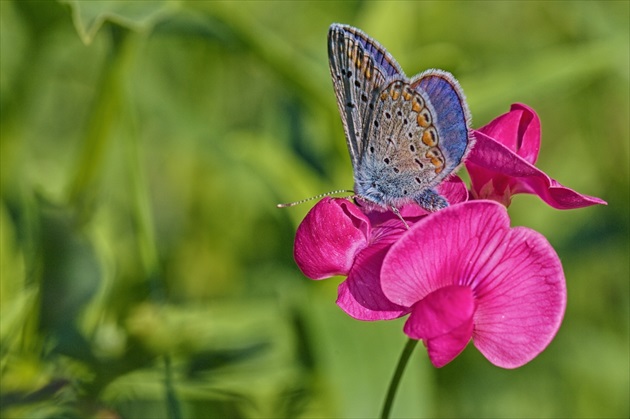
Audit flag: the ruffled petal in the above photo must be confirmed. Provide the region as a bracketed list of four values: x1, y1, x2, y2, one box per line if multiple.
[477, 103, 540, 164]
[404, 286, 475, 367]
[472, 226, 566, 368]
[425, 320, 474, 368]
[436, 176, 470, 207]
[381, 200, 567, 368]
[467, 130, 606, 209]
[337, 214, 412, 320]
[341, 177, 471, 318]
[381, 201, 510, 307]
[294, 198, 370, 279]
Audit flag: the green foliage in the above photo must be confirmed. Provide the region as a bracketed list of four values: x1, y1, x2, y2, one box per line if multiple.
[1, 1, 627, 417]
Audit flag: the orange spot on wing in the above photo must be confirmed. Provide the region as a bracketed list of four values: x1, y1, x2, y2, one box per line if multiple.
[422, 128, 438, 147]
[391, 86, 400, 100]
[412, 98, 422, 113]
[402, 86, 412, 101]
[425, 149, 444, 169]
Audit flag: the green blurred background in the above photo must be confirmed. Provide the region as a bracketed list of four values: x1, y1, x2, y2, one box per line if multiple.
[1, 1, 628, 418]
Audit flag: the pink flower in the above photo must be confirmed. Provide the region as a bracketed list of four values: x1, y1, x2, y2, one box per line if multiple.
[294, 178, 469, 320]
[466, 103, 606, 208]
[381, 200, 566, 368]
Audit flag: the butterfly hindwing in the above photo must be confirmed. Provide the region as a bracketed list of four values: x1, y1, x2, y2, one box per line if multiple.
[355, 71, 471, 210]
[412, 70, 472, 176]
[356, 78, 443, 206]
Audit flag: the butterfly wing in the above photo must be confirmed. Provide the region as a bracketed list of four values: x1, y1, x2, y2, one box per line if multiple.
[327, 24, 404, 168]
[355, 70, 471, 210]
[411, 69, 472, 178]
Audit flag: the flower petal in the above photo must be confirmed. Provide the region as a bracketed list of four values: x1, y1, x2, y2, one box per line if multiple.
[332, 178, 469, 301]
[477, 103, 541, 164]
[467, 130, 607, 209]
[472, 226, 566, 368]
[381, 201, 510, 308]
[404, 285, 475, 367]
[437, 176, 470, 206]
[381, 200, 567, 368]
[337, 215, 412, 320]
[294, 198, 370, 279]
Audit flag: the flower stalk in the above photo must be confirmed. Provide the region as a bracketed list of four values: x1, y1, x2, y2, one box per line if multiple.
[380, 338, 419, 419]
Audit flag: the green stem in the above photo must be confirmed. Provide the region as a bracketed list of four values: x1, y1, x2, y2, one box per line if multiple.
[380, 338, 419, 419]
[66, 26, 131, 222]
[164, 356, 182, 419]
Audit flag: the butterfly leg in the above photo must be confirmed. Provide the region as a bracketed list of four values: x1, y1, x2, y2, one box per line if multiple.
[390, 206, 410, 230]
[415, 189, 449, 212]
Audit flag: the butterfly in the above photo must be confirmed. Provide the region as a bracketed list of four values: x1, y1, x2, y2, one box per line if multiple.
[327, 23, 473, 214]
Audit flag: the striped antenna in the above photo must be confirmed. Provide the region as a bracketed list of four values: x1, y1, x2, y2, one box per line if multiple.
[277, 190, 355, 208]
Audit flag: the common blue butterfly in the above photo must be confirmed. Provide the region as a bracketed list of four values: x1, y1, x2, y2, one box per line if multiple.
[328, 23, 473, 213]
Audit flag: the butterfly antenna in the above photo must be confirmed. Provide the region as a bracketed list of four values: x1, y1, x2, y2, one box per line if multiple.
[277, 190, 355, 208]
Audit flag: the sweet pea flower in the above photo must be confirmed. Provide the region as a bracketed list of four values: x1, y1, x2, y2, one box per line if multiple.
[294, 178, 468, 320]
[381, 200, 566, 368]
[466, 103, 606, 208]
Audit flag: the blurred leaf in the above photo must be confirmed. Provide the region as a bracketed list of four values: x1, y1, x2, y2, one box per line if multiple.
[0, 1, 28, 112]
[0, 378, 70, 408]
[196, 1, 332, 110]
[464, 34, 625, 117]
[37, 197, 101, 363]
[185, 343, 270, 379]
[60, 0, 182, 44]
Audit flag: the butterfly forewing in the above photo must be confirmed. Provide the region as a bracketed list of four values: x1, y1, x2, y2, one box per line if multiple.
[327, 24, 403, 167]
